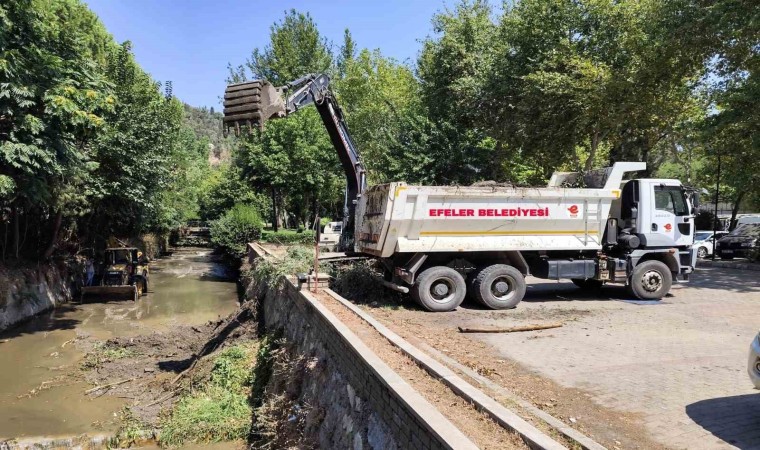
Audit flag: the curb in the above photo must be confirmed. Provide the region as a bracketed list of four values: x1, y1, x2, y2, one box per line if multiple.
[697, 259, 760, 272]
[323, 288, 570, 450]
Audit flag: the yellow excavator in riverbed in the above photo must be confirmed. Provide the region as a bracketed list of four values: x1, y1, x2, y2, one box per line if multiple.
[80, 248, 150, 302]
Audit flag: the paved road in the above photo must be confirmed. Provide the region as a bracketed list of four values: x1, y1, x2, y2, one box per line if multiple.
[472, 267, 760, 450]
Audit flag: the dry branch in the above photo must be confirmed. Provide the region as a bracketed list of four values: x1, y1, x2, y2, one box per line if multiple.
[84, 377, 135, 394]
[458, 322, 563, 333]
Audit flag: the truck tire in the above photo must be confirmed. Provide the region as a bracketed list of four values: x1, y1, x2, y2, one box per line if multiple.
[697, 246, 708, 258]
[571, 278, 603, 290]
[627, 260, 672, 300]
[471, 264, 526, 310]
[412, 266, 466, 312]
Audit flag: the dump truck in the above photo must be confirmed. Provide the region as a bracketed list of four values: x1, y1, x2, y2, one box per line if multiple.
[223, 73, 698, 312]
[81, 247, 150, 302]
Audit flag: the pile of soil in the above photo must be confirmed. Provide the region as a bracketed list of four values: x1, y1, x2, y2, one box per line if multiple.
[77, 300, 259, 425]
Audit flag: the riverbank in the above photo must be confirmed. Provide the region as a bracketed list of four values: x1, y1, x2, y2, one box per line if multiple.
[0, 248, 240, 443]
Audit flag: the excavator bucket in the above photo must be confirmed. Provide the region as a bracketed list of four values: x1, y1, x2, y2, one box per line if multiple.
[223, 80, 286, 135]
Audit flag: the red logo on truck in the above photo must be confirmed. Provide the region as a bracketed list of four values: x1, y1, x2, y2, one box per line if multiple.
[665, 223, 672, 231]
[567, 205, 579, 217]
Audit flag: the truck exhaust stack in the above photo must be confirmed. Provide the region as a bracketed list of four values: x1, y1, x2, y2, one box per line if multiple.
[223, 80, 286, 135]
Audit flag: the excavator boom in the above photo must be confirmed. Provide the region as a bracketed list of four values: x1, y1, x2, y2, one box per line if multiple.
[223, 74, 365, 249]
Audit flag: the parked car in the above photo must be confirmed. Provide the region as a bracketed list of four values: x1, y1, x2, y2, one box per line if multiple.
[750, 331, 760, 389]
[716, 223, 760, 259]
[692, 230, 729, 258]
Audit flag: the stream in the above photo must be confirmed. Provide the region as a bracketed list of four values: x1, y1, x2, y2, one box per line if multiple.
[0, 248, 240, 441]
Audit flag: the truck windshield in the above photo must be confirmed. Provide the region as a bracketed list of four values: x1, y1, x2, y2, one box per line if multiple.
[654, 186, 689, 216]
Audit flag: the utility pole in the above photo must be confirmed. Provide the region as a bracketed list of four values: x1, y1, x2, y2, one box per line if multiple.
[711, 153, 721, 261]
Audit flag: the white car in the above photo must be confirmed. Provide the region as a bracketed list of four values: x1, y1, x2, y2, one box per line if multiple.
[750, 332, 760, 389]
[692, 230, 729, 258]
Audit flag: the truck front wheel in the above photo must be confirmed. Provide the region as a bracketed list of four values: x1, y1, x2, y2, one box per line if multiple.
[412, 266, 466, 312]
[627, 260, 672, 300]
[471, 264, 526, 309]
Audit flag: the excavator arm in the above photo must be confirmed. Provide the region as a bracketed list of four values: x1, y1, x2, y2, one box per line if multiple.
[223, 73, 366, 249]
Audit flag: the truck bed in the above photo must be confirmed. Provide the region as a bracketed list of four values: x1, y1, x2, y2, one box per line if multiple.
[355, 183, 620, 257]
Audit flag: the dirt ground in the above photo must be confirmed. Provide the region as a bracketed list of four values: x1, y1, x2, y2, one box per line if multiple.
[76, 301, 258, 427]
[330, 280, 668, 450]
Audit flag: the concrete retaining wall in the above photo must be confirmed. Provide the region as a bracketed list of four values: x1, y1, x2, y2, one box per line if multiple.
[0, 263, 72, 332]
[262, 280, 476, 450]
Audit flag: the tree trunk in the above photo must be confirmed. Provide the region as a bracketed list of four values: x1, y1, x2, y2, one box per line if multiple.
[270, 186, 278, 232]
[729, 191, 746, 231]
[584, 131, 599, 172]
[13, 203, 19, 259]
[42, 209, 62, 260]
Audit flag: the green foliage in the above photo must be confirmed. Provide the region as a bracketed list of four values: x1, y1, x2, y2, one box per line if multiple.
[695, 210, 720, 231]
[260, 229, 315, 245]
[0, 0, 215, 260]
[248, 245, 326, 287]
[209, 204, 264, 256]
[81, 342, 138, 370]
[229, 9, 332, 85]
[160, 343, 256, 446]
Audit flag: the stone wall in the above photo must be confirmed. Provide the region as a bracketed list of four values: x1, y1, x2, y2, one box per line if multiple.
[262, 279, 468, 450]
[0, 263, 72, 332]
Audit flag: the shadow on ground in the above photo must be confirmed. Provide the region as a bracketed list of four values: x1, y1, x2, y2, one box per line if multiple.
[686, 393, 760, 449]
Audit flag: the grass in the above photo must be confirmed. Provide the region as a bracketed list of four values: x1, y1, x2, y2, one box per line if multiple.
[159, 343, 258, 447]
[81, 343, 138, 370]
[108, 407, 148, 449]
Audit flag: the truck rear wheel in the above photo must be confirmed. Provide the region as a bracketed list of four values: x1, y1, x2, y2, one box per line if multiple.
[412, 266, 466, 312]
[471, 264, 526, 310]
[627, 260, 672, 300]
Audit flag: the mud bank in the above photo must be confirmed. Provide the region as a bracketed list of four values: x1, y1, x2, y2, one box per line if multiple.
[0, 262, 73, 332]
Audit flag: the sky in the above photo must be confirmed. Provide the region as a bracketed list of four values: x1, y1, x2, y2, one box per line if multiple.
[84, 0, 449, 110]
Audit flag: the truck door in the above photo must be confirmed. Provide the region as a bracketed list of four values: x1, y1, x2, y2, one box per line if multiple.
[651, 185, 693, 246]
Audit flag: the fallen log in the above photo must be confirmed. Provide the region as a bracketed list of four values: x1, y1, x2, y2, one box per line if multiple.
[458, 322, 563, 333]
[84, 377, 135, 394]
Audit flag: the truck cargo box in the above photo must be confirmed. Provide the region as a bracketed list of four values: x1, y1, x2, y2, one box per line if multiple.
[356, 183, 620, 257]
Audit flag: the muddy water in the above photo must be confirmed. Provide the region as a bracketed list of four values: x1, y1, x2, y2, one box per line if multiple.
[0, 248, 240, 440]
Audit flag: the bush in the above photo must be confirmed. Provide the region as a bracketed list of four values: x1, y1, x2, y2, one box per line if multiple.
[209, 204, 263, 256]
[695, 210, 720, 231]
[260, 229, 315, 245]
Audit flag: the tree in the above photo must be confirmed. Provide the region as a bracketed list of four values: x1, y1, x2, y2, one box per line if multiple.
[229, 9, 341, 231]
[230, 9, 332, 85]
[0, 0, 114, 259]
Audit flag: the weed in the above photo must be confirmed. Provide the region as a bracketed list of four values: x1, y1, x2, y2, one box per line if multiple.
[81, 343, 138, 370]
[108, 407, 148, 449]
[331, 260, 404, 307]
[247, 246, 330, 288]
[159, 343, 257, 446]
